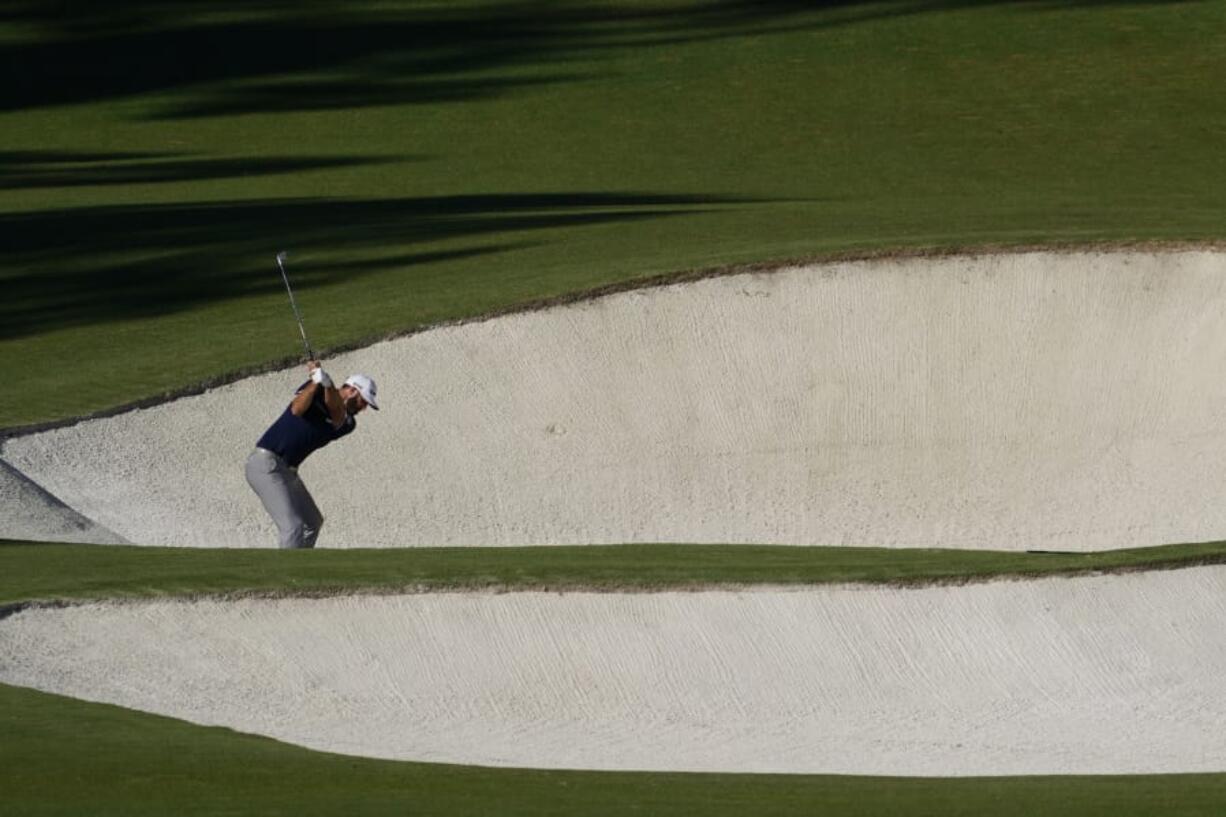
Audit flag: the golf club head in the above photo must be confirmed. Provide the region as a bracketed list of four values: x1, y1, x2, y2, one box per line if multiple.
[276, 251, 288, 266]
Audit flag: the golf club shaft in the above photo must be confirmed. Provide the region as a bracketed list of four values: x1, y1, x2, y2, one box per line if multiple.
[276, 253, 314, 361]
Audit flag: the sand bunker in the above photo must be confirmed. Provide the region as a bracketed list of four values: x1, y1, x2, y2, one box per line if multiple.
[4, 249, 1226, 549]
[5, 249, 1226, 777]
[3, 565, 1224, 775]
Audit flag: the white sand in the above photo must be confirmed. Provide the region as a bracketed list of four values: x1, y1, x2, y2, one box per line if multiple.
[3, 566, 1224, 775]
[0, 459, 127, 544]
[4, 249, 1226, 550]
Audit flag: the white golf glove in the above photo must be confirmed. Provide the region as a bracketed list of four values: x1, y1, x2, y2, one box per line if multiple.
[310, 367, 334, 389]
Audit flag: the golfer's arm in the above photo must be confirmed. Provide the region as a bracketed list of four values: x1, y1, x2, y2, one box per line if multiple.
[321, 385, 346, 428]
[289, 383, 318, 417]
[292, 361, 344, 426]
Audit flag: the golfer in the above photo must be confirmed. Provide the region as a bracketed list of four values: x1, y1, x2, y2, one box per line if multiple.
[246, 360, 378, 548]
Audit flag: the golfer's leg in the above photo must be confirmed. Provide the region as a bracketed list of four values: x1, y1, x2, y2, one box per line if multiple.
[245, 450, 310, 549]
[286, 470, 325, 549]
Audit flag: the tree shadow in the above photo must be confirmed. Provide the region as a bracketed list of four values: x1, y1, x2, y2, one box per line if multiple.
[0, 3, 694, 116]
[0, 191, 749, 339]
[0, 150, 406, 189]
[2, 0, 1190, 119]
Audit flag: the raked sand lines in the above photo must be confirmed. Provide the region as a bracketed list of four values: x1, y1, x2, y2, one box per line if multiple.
[3, 566, 1225, 775]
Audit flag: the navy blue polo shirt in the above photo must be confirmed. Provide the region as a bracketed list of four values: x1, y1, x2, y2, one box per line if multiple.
[256, 382, 356, 468]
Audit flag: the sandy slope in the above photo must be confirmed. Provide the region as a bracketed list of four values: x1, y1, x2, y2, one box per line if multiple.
[0, 460, 127, 544]
[4, 249, 1226, 549]
[3, 566, 1224, 775]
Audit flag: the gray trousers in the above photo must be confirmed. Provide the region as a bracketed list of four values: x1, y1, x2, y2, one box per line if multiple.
[245, 448, 324, 549]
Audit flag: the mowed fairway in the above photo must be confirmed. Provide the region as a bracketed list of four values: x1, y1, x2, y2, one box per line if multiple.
[4, 1, 1226, 815]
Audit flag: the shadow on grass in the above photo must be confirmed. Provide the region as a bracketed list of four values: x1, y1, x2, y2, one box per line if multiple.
[0, 150, 407, 189]
[0, 191, 743, 339]
[1, 0, 1188, 118]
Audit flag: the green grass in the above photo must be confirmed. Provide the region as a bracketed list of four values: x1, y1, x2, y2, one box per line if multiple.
[4, 682, 1226, 817]
[5, 539, 1226, 609]
[3, 0, 1226, 429]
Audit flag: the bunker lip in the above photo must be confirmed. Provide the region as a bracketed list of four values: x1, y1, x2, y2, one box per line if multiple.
[3, 565, 1225, 776]
[0, 460, 129, 546]
[5, 246, 1226, 551]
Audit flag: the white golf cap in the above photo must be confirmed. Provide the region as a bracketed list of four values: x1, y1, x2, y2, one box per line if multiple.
[343, 373, 379, 410]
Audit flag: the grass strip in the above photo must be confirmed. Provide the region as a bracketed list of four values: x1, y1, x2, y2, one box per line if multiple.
[3, 682, 1224, 817]
[4, 539, 1226, 608]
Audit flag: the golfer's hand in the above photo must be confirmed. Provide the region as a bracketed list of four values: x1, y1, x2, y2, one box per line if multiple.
[308, 361, 334, 389]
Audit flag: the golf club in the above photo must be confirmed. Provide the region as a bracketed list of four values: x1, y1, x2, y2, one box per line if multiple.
[276, 251, 314, 361]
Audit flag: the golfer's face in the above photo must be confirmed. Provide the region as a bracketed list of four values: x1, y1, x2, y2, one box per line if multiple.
[342, 385, 368, 414]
